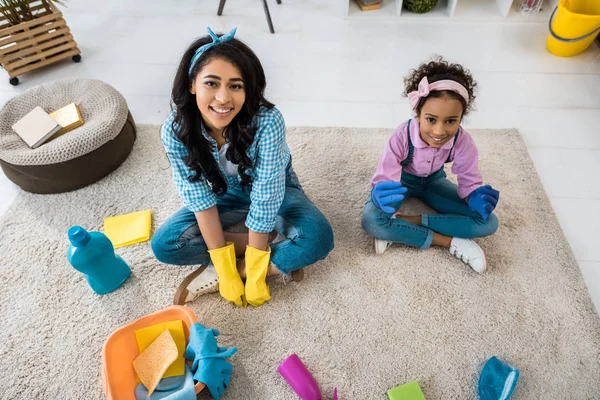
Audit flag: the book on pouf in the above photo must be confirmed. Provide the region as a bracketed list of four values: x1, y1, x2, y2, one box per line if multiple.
[11, 106, 61, 149]
[49, 102, 84, 140]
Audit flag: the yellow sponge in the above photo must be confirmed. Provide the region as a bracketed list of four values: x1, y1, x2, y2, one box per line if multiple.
[132, 329, 178, 396]
[134, 320, 186, 379]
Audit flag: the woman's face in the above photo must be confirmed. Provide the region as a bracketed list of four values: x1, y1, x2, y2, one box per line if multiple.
[417, 96, 463, 148]
[191, 57, 246, 134]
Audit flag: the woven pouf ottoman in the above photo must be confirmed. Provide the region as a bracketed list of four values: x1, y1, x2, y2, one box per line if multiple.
[0, 79, 136, 194]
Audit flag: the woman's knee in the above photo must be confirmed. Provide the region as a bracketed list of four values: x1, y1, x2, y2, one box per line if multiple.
[297, 213, 334, 263]
[151, 226, 176, 264]
[313, 215, 335, 260]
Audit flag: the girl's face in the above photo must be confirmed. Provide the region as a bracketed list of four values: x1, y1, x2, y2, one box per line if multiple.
[191, 57, 246, 135]
[417, 96, 463, 148]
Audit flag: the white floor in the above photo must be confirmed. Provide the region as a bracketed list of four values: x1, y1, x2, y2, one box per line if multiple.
[1, 0, 599, 310]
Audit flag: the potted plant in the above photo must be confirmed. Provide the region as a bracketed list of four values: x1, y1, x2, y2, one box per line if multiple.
[0, 0, 81, 85]
[403, 0, 439, 14]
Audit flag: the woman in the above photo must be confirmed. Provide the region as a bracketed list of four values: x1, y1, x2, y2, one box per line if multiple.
[152, 28, 334, 307]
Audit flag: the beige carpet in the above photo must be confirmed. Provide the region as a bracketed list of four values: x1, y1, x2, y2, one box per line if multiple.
[1, 125, 599, 400]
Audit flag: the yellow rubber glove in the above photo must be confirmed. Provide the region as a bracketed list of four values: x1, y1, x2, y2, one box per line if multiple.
[208, 243, 246, 307]
[245, 245, 272, 307]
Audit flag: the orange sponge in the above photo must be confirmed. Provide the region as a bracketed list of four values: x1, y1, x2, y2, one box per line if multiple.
[132, 329, 178, 396]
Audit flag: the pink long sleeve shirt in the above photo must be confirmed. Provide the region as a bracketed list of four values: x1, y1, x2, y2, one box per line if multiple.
[371, 118, 483, 199]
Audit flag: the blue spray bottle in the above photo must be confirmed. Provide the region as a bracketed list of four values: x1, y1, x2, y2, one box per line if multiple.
[67, 226, 131, 294]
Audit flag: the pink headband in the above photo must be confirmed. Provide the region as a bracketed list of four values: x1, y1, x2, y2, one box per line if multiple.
[407, 76, 469, 110]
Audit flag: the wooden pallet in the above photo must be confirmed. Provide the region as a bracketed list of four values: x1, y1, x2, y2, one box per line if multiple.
[0, 0, 80, 84]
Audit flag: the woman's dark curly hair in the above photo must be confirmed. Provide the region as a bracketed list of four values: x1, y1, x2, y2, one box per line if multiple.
[403, 56, 477, 117]
[171, 34, 274, 196]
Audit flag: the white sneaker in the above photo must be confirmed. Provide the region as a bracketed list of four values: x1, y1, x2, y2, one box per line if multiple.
[374, 237, 392, 255]
[173, 264, 219, 305]
[449, 238, 487, 273]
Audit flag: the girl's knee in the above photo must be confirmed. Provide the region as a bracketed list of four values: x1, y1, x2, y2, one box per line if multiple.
[475, 213, 498, 237]
[361, 206, 391, 239]
[361, 211, 373, 234]
[361, 207, 382, 236]
[486, 213, 499, 235]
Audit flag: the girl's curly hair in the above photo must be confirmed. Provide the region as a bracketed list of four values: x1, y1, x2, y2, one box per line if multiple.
[403, 56, 477, 116]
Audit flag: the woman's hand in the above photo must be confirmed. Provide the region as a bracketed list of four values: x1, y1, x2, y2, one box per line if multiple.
[195, 207, 226, 250]
[244, 245, 272, 307]
[248, 230, 269, 252]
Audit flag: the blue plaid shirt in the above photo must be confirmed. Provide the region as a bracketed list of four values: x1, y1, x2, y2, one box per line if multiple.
[161, 106, 291, 233]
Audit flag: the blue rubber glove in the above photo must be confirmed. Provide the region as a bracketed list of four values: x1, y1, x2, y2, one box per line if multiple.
[467, 185, 500, 221]
[371, 180, 408, 214]
[193, 358, 233, 400]
[184, 323, 237, 372]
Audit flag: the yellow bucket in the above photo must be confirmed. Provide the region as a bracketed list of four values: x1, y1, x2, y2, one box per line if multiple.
[547, 0, 600, 57]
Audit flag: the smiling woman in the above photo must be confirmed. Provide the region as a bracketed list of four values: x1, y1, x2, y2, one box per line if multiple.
[151, 28, 334, 325]
[191, 59, 247, 148]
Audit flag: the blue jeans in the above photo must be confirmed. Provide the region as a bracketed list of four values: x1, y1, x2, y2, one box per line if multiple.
[152, 164, 334, 274]
[361, 169, 498, 249]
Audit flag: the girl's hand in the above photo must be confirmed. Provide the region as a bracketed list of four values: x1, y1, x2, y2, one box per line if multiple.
[371, 181, 408, 214]
[467, 185, 500, 221]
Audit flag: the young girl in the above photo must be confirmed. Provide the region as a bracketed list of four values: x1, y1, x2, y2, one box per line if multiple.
[361, 57, 499, 273]
[152, 28, 334, 307]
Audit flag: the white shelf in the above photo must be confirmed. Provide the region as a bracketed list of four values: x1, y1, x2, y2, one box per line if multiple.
[453, 0, 505, 19]
[399, 0, 452, 18]
[344, 0, 559, 20]
[508, 0, 559, 22]
[347, 0, 399, 19]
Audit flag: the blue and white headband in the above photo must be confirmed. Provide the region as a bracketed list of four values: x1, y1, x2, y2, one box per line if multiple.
[188, 27, 237, 76]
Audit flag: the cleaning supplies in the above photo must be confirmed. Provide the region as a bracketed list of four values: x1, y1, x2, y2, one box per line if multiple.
[478, 356, 519, 400]
[104, 209, 152, 248]
[67, 225, 131, 294]
[278, 354, 322, 400]
[134, 365, 196, 400]
[135, 320, 186, 379]
[387, 381, 425, 400]
[132, 329, 179, 397]
[185, 322, 237, 400]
